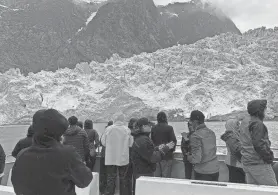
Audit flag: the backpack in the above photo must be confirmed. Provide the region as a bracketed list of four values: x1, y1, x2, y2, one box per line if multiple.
[89, 143, 96, 157]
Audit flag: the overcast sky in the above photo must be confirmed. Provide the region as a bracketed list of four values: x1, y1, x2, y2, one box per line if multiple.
[154, 0, 278, 32]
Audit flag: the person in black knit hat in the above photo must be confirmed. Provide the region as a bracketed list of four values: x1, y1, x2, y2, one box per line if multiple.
[11, 109, 93, 195]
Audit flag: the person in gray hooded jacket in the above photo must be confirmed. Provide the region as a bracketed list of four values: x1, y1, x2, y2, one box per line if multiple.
[240, 99, 277, 186]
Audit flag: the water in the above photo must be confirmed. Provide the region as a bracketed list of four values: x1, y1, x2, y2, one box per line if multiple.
[1, 122, 278, 161]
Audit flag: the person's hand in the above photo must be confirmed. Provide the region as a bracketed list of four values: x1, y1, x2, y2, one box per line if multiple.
[158, 144, 166, 150]
[187, 155, 193, 163]
[166, 141, 175, 150]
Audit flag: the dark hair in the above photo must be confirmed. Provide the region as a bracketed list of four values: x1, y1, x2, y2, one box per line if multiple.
[190, 110, 205, 124]
[84, 119, 93, 129]
[253, 110, 266, 120]
[157, 112, 168, 123]
[27, 125, 34, 137]
[68, 116, 78, 126]
[128, 118, 138, 130]
[247, 100, 267, 120]
[77, 121, 83, 129]
[105, 121, 113, 128]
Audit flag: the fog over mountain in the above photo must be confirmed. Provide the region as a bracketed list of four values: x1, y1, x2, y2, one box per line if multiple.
[155, 0, 278, 32]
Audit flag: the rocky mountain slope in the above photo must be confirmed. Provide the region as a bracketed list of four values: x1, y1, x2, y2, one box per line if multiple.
[74, 0, 176, 62]
[0, 0, 241, 73]
[0, 27, 277, 125]
[159, 1, 241, 44]
[0, 0, 100, 74]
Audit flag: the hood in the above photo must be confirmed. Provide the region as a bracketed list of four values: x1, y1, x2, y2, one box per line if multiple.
[64, 125, 81, 136]
[132, 128, 150, 137]
[221, 131, 234, 142]
[247, 99, 267, 115]
[33, 134, 59, 148]
[33, 109, 69, 141]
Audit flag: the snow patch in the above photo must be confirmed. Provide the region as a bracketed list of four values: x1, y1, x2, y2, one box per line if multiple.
[86, 12, 96, 26]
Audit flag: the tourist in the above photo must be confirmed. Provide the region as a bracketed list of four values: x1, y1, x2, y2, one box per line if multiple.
[101, 113, 133, 195]
[84, 119, 100, 171]
[12, 125, 34, 158]
[77, 121, 84, 129]
[151, 112, 177, 178]
[128, 118, 138, 195]
[11, 109, 92, 195]
[0, 143, 5, 183]
[131, 117, 175, 184]
[221, 118, 245, 183]
[187, 110, 219, 181]
[63, 116, 90, 163]
[99, 120, 113, 194]
[181, 121, 194, 179]
[240, 100, 277, 186]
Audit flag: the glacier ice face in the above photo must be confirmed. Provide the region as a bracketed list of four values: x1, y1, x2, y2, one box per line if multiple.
[0, 27, 277, 125]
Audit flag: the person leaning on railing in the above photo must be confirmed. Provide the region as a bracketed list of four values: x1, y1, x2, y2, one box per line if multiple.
[0, 143, 5, 183]
[240, 99, 277, 186]
[187, 110, 220, 182]
[181, 121, 194, 179]
[221, 118, 245, 183]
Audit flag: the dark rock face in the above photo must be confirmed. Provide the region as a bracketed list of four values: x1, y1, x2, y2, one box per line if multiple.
[0, 0, 241, 73]
[74, 0, 176, 62]
[159, 1, 241, 45]
[0, 0, 99, 74]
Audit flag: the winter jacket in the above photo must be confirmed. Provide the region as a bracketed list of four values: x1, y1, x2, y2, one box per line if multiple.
[12, 137, 33, 158]
[151, 123, 177, 160]
[0, 144, 6, 174]
[63, 126, 90, 162]
[85, 128, 99, 156]
[221, 131, 242, 167]
[190, 124, 219, 174]
[101, 121, 133, 166]
[181, 132, 193, 162]
[240, 115, 274, 165]
[131, 131, 170, 176]
[12, 125, 35, 158]
[85, 129, 100, 148]
[11, 135, 92, 195]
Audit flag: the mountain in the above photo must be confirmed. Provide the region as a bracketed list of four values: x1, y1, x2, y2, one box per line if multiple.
[0, 27, 277, 125]
[0, 0, 100, 74]
[158, 1, 241, 45]
[0, 0, 241, 73]
[74, 0, 176, 62]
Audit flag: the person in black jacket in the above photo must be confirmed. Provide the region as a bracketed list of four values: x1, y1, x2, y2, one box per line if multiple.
[181, 121, 194, 179]
[12, 125, 34, 158]
[131, 117, 175, 190]
[151, 112, 177, 178]
[11, 109, 93, 195]
[84, 119, 100, 171]
[0, 143, 6, 183]
[128, 118, 138, 195]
